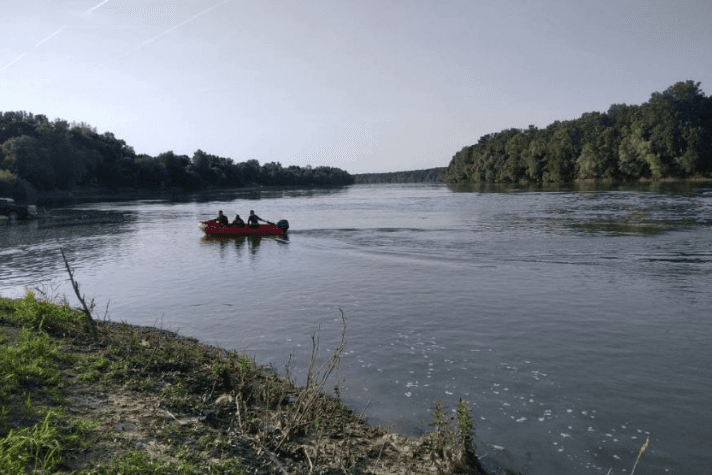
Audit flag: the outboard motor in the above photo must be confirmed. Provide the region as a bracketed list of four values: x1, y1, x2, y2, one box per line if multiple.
[276, 219, 289, 232]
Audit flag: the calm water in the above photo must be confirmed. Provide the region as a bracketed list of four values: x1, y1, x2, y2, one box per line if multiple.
[2, 183, 711, 474]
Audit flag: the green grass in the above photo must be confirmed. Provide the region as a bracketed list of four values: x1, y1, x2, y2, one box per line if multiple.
[0, 292, 90, 474]
[0, 410, 64, 473]
[0, 328, 68, 399]
[9, 290, 84, 332]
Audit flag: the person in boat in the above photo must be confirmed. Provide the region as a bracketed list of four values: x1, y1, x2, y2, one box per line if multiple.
[232, 214, 245, 227]
[216, 210, 229, 226]
[247, 210, 266, 227]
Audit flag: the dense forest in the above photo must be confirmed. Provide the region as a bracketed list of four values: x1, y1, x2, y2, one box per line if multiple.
[354, 167, 446, 184]
[442, 81, 712, 185]
[0, 113, 354, 201]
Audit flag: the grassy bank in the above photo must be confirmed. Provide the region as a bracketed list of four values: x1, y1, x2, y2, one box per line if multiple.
[0, 291, 516, 475]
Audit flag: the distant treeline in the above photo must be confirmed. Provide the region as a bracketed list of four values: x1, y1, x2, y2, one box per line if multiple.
[354, 167, 446, 184]
[0, 112, 354, 201]
[442, 81, 712, 185]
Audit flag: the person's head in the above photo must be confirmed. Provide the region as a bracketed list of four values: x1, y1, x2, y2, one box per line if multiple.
[235, 214, 240, 219]
[249, 210, 255, 215]
[219, 210, 224, 216]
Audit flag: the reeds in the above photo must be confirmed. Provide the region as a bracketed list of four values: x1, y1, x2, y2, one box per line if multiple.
[274, 309, 347, 451]
[605, 435, 650, 475]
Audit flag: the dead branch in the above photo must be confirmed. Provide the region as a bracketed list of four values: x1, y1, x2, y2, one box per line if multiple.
[60, 248, 98, 338]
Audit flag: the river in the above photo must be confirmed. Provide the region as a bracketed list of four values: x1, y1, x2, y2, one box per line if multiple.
[1, 183, 711, 474]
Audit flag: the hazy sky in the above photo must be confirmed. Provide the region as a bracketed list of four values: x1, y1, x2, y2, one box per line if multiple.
[2, 1, 711, 173]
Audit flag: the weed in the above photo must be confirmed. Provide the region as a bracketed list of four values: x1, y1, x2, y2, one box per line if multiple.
[210, 360, 232, 387]
[79, 355, 111, 382]
[0, 411, 63, 474]
[425, 398, 483, 474]
[23, 392, 34, 416]
[11, 290, 82, 332]
[238, 354, 252, 377]
[272, 310, 347, 450]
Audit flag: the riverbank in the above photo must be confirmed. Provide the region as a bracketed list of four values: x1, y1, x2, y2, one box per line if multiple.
[0, 292, 519, 475]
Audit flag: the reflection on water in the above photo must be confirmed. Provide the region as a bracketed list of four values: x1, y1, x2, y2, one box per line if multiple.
[197, 234, 291, 262]
[573, 217, 699, 235]
[446, 180, 712, 195]
[164, 186, 352, 204]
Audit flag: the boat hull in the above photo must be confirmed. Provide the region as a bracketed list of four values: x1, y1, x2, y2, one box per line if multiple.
[199, 220, 287, 237]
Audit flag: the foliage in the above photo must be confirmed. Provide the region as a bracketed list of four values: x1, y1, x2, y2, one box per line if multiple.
[0, 111, 354, 200]
[442, 80, 712, 184]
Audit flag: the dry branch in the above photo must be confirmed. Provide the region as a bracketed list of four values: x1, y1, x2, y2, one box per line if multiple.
[60, 247, 98, 338]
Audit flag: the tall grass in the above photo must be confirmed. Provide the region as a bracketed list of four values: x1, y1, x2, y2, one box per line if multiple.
[10, 289, 82, 332]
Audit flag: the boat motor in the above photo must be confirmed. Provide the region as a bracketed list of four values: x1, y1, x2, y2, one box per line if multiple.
[277, 219, 289, 232]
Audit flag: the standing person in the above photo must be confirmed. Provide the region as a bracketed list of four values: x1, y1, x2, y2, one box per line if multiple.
[217, 210, 228, 226]
[247, 210, 265, 227]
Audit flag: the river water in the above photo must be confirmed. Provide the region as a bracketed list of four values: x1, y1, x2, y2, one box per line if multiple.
[1, 183, 711, 474]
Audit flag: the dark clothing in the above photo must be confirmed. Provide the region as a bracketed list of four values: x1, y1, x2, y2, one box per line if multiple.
[217, 213, 228, 226]
[247, 213, 263, 226]
[232, 217, 245, 227]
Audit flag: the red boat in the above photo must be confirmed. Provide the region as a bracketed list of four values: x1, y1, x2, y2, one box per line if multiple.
[199, 219, 289, 237]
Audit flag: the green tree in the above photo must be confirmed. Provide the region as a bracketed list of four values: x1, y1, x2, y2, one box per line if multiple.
[1, 135, 56, 190]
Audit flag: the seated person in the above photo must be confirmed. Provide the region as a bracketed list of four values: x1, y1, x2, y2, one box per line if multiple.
[232, 214, 245, 226]
[247, 210, 265, 227]
[216, 210, 228, 226]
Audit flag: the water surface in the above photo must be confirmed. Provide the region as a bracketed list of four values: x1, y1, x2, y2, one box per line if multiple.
[1, 183, 711, 474]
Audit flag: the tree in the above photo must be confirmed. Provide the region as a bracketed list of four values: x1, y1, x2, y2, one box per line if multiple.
[2, 135, 58, 190]
[442, 81, 712, 184]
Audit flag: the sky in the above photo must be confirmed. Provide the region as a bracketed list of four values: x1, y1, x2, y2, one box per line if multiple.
[1, 1, 711, 174]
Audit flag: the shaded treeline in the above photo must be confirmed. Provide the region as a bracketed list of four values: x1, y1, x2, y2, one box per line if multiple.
[442, 81, 712, 185]
[353, 167, 446, 184]
[0, 113, 353, 201]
